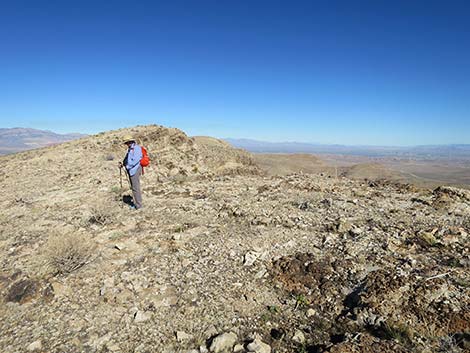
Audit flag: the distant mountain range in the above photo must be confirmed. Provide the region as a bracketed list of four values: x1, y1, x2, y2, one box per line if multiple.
[2, 128, 468, 160]
[224, 138, 470, 159]
[0, 128, 86, 155]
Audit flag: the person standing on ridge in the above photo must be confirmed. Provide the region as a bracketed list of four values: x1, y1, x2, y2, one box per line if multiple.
[119, 136, 143, 209]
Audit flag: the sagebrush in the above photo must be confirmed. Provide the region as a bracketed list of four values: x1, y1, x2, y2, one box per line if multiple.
[44, 233, 95, 275]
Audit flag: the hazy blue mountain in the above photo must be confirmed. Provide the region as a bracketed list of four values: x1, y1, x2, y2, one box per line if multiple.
[224, 138, 470, 159]
[0, 127, 87, 155]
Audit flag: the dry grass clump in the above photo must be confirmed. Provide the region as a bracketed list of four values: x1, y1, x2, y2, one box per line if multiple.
[86, 206, 114, 226]
[44, 233, 95, 275]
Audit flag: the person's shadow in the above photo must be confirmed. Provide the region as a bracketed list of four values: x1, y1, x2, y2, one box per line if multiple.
[122, 195, 134, 207]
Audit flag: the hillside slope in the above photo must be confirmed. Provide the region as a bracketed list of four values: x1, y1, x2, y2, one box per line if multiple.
[252, 153, 326, 176]
[0, 125, 469, 353]
[0, 125, 260, 209]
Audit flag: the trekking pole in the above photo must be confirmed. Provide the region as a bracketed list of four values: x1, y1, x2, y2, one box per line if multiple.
[119, 165, 124, 208]
[125, 169, 132, 189]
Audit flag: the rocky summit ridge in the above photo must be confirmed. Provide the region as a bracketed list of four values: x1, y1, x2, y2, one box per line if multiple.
[0, 125, 469, 353]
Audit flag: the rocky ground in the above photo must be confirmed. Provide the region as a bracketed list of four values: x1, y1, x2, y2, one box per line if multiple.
[0, 125, 469, 353]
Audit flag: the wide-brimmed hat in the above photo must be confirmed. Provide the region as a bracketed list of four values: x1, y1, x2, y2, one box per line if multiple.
[122, 135, 135, 144]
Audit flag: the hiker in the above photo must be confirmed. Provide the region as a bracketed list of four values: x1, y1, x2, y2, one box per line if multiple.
[119, 136, 143, 209]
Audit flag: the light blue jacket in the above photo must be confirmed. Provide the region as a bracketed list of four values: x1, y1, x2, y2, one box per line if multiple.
[123, 142, 143, 176]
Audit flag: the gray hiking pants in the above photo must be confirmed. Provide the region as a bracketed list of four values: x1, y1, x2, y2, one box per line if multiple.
[129, 167, 143, 209]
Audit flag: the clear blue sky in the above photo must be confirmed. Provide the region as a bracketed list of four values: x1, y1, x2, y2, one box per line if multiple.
[1, 0, 469, 145]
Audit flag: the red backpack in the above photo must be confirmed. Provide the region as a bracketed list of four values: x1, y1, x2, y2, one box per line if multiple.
[140, 146, 150, 173]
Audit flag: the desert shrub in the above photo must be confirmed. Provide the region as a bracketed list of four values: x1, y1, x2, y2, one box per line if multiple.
[171, 222, 197, 233]
[110, 186, 121, 194]
[87, 206, 114, 226]
[171, 172, 188, 184]
[44, 233, 95, 275]
[371, 321, 414, 347]
[437, 335, 461, 352]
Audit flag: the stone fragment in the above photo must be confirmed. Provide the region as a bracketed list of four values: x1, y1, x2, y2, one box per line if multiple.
[134, 310, 151, 323]
[350, 227, 363, 236]
[27, 340, 42, 351]
[306, 308, 316, 317]
[442, 233, 459, 245]
[50, 280, 71, 297]
[292, 330, 306, 344]
[210, 332, 237, 353]
[176, 331, 192, 342]
[106, 342, 121, 352]
[337, 219, 352, 233]
[204, 325, 218, 339]
[233, 344, 244, 352]
[100, 277, 115, 296]
[243, 251, 260, 266]
[255, 268, 267, 279]
[114, 243, 125, 251]
[246, 336, 271, 353]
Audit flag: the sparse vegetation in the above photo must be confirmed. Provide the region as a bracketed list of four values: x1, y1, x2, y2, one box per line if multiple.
[1, 125, 469, 352]
[86, 206, 114, 226]
[294, 294, 309, 309]
[418, 231, 438, 247]
[369, 321, 414, 347]
[173, 225, 186, 233]
[260, 305, 281, 322]
[43, 233, 95, 275]
[267, 305, 279, 314]
[437, 335, 461, 352]
[108, 231, 126, 241]
[171, 222, 196, 233]
[110, 185, 121, 194]
[172, 173, 188, 184]
[455, 278, 470, 288]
